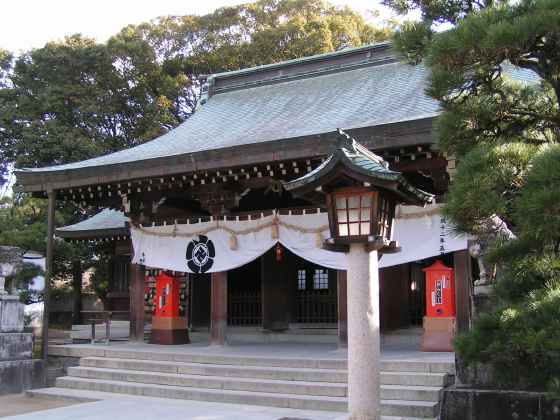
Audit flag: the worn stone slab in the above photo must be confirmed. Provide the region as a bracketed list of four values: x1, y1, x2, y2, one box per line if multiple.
[0, 332, 33, 361]
[0, 297, 24, 333]
[54, 376, 440, 416]
[0, 359, 33, 395]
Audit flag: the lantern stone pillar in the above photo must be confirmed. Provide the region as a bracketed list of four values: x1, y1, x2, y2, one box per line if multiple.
[337, 270, 348, 348]
[283, 129, 434, 420]
[347, 245, 381, 420]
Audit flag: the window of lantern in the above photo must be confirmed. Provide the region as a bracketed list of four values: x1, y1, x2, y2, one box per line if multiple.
[376, 194, 395, 240]
[333, 188, 376, 238]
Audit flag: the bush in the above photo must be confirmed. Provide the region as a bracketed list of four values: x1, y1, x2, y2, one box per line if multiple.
[455, 255, 560, 392]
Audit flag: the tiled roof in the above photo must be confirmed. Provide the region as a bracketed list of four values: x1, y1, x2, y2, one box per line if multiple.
[16, 43, 538, 177]
[56, 209, 128, 237]
[17, 45, 440, 174]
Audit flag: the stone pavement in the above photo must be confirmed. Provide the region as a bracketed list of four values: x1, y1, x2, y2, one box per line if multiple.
[0, 394, 78, 418]
[2, 389, 348, 420]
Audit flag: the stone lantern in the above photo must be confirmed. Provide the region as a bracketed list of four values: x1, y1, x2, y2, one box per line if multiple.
[284, 129, 433, 420]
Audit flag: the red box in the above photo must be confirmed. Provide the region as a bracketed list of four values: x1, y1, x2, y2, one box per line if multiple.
[422, 260, 456, 318]
[154, 273, 181, 318]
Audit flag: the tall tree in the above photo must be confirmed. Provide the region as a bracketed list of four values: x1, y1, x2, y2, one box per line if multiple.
[385, 0, 560, 390]
[0, 0, 391, 316]
[0, 48, 13, 188]
[1, 0, 391, 176]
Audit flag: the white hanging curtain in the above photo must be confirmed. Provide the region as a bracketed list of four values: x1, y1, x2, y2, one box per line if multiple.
[379, 204, 470, 268]
[130, 204, 468, 273]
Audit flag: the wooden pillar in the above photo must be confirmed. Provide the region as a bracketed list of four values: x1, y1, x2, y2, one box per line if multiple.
[71, 260, 83, 325]
[261, 247, 291, 331]
[210, 271, 227, 345]
[129, 263, 145, 341]
[42, 190, 56, 361]
[337, 270, 347, 348]
[454, 250, 472, 333]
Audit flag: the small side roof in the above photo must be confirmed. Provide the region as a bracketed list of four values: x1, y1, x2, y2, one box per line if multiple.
[56, 209, 129, 240]
[284, 129, 434, 206]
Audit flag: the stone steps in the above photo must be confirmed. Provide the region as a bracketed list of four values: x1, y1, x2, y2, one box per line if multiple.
[45, 347, 454, 418]
[79, 357, 453, 387]
[49, 345, 453, 373]
[67, 366, 443, 401]
[28, 387, 437, 420]
[55, 376, 440, 418]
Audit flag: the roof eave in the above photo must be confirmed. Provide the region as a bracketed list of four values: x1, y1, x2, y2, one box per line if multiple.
[55, 227, 129, 240]
[15, 118, 437, 193]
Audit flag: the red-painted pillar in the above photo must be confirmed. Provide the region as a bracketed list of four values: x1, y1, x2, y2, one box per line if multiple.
[337, 270, 348, 348]
[210, 271, 228, 345]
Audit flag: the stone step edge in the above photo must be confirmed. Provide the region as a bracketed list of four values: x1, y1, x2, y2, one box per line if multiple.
[50, 346, 454, 373]
[28, 387, 436, 420]
[69, 366, 348, 388]
[80, 356, 451, 378]
[56, 376, 440, 412]
[67, 366, 444, 398]
[50, 346, 348, 369]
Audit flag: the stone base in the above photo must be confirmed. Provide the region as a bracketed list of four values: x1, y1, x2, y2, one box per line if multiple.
[473, 292, 493, 317]
[151, 317, 187, 330]
[150, 329, 190, 345]
[441, 386, 560, 420]
[0, 332, 32, 361]
[422, 317, 455, 352]
[0, 359, 44, 395]
[0, 296, 24, 333]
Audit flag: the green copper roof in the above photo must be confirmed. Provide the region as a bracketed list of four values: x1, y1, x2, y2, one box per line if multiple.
[16, 44, 440, 175]
[284, 129, 434, 205]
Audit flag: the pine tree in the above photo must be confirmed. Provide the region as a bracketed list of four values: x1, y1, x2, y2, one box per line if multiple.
[385, 0, 560, 391]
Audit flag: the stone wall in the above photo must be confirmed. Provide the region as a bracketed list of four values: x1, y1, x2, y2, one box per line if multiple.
[442, 387, 560, 420]
[0, 295, 45, 395]
[46, 355, 80, 386]
[0, 359, 44, 394]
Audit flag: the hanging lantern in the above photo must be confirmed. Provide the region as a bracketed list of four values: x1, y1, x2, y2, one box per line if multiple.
[284, 129, 432, 253]
[327, 187, 395, 244]
[282, 129, 434, 420]
[229, 233, 238, 250]
[275, 243, 283, 262]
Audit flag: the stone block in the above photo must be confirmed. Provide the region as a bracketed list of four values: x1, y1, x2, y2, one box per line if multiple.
[0, 332, 32, 361]
[0, 359, 33, 395]
[423, 316, 456, 332]
[0, 297, 24, 333]
[441, 387, 560, 420]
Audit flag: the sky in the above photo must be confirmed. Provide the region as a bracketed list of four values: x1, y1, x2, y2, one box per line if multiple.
[1, 0, 396, 53]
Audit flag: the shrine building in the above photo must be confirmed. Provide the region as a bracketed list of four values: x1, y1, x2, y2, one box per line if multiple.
[15, 42, 473, 348]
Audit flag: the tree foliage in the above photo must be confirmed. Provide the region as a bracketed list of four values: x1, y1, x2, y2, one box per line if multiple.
[0, 195, 92, 283]
[0, 0, 391, 300]
[386, 0, 560, 391]
[1, 0, 390, 176]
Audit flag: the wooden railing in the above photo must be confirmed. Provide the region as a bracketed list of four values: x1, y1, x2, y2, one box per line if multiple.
[228, 291, 262, 326]
[296, 289, 337, 323]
